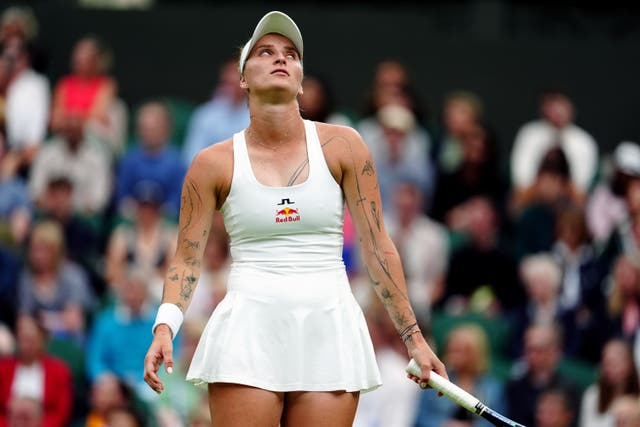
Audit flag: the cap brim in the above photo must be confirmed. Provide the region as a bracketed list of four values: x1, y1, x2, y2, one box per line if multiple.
[240, 11, 303, 74]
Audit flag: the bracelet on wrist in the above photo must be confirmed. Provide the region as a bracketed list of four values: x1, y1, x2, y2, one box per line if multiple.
[152, 303, 184, 339]
[401, 328, 422, 342]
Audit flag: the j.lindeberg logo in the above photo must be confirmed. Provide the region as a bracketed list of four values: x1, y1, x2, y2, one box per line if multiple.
[275, 198, 300, 223]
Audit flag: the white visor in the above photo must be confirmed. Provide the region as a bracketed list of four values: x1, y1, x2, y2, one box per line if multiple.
[239, 11, 303, 75]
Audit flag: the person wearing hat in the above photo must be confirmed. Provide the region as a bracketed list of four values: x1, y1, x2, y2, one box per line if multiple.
[587, 141, 640, 246]
[143, 11, 446, 426]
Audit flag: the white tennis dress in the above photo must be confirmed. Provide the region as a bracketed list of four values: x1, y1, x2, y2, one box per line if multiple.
[186, 120, 382, 393]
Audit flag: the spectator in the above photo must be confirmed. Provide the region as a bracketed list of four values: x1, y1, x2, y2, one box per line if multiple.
[299, 74, 351, 126]
[414, 324, 505, 427]
[509, 253, 564, 358]
[105, 180, 177, 299]
[50, 35, 116, 135]
[384, 179, 448, 324]
[116, 101, 186, 219]
[85, 373, 134, 427]
[431, 122, 507, 226]
[506, 324, 580, 427]
[35, 176, 101, 290]
[587, 142, 640, 246]
[357, 103, 434, 211]
[29, 112, 112, 215]
[0, 245, 19, 328]
[536, 388, 577, 427]
[580, 339, 640, 427]
[2, 35, 49, 179]
[512, 147, 584, 258]
[443, 196, 524, 314]
[610, 396, 640, 427]
[0, 6, 47, 73]
[0, 316, 73, 427]
[18, 221, 94, 341]
[606, 255, 640, 342]
[104, 405, 145, 427]
[181, 58, 249, 165]
[436, 90, 485, 174]
[511, 88, 598, 196]
[86, 267, 157, 397]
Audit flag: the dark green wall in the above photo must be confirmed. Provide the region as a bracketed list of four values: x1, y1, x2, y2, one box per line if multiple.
[32, 2, 640, 155]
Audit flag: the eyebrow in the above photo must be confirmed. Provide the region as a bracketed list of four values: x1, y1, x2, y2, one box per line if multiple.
[254, 43, 299, 55]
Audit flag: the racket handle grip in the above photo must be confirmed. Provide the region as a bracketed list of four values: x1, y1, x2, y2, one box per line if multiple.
[406, 358, 482, 414]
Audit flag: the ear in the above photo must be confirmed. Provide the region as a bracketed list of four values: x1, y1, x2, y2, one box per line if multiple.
[298, 84, 304, 96]
[239, 76, 249, 90]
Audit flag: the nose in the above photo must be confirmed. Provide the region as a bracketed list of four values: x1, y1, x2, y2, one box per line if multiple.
[274, 51, 287, 65]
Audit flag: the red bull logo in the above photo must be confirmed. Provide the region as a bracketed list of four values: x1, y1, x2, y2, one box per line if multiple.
[275, 206, 301, 223]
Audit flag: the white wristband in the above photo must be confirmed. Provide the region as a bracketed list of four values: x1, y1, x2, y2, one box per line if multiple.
[152, 303, 184, 339]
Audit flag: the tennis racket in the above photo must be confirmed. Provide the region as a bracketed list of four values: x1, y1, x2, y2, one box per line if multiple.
[406, 359, 526, 427]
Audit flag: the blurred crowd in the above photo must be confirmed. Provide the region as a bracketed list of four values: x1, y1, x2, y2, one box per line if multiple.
[0, 5, 639, 427]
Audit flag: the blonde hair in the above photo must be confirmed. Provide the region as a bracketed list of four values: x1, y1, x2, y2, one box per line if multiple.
[30, 221, 66, 268]
[520, 253, 562, 290]
[444, 90, 484, 120]
[445, 323, 490, 376]
[1, 6, 38, 40]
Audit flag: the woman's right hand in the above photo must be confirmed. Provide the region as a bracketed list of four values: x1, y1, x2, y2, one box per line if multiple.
[143, 324, 174, 394]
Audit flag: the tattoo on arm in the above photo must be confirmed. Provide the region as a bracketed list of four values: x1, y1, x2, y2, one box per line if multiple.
[184, 257, 202, 267]
[361, 160, 375, 176]
[381, 288, 393, 300]
[179, 272, 197, 300]
[174, 302, 184, 311]
[287, 137, 340, 186]
[179, 178, 203, 234]
[184, 239, 200, 249]
[370, 201, 381, 232]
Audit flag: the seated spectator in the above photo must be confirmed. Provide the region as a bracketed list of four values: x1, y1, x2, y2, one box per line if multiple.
[50, 35, 116, 135]
[358, 103, 434, 211]
[116, 101, 186, 219]
[414, 324, 505, 427]
[105, 181, 177, 299]
[580, 339, 640, 427]
[29, 112, 111, 216]
[299, 74, 351, 126]
[384, 178, 448, 324]
[182, 58, 249, 165]
[431, 121, 507, 226]
[0, 161, 31, 247]
[610, 396, 640, 427]
[606, 255, 640, 342]
[535, 388, 577, 427]
[506, 324, 580, 427]
[0, 315, 72, 427]
[86, 267, 157, 398]
[0, 6, 47, 73]
[18, 221, 94, 341]
[0, 322, 14, 356]
[442, 196, 524, 314]
[512, 147, 584, 258]
[436, 90, 485, 174]
[587, 142, 640, 246]
[185, 212, 229, 323]
[85, 373, 134, 427]
[2, 35, 49, 179]
[509, 254, 564, 358]
[35, 176, 101, 293]
[511, 88, 598, 197]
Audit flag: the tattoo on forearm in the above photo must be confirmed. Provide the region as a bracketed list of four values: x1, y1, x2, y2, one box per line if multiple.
[365, 266, 381, 286]
[184, 257, 201, 267]
[184, 239, 200, 249]
[169, 273, 179, 282]
[179, 272, 197, 300]
[394, 312, 409, 330]
[370, 201, 381, 231]
[174, 302, 184, 311]
[381, 288, 393, 300]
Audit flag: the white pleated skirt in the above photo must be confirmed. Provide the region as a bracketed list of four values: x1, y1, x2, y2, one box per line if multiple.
[186, 265, 382, 393]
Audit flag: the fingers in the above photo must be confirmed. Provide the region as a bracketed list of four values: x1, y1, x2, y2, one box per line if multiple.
[163, 346, 174, 374]
[143, 352, 164, 394]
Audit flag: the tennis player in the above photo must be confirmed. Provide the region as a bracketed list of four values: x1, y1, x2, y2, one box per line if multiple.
[143, 11, 447, 426]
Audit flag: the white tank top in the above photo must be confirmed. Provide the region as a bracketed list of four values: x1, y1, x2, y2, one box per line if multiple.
[221, 120, 345, 273]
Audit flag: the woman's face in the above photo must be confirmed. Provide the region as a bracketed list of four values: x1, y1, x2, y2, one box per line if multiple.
[28, 239, 58, 272]
[241, 33, 303, 99]
[601, 340, 633, 384]
[71, 39, 100, 76]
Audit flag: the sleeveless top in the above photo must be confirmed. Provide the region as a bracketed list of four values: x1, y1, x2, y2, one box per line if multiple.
[59, 74, 108, 117]
[221, 120, 345, 273]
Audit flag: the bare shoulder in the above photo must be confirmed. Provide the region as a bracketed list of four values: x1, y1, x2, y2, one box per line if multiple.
[314, 122, 370, 181]
[187, 138, 233, 206]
